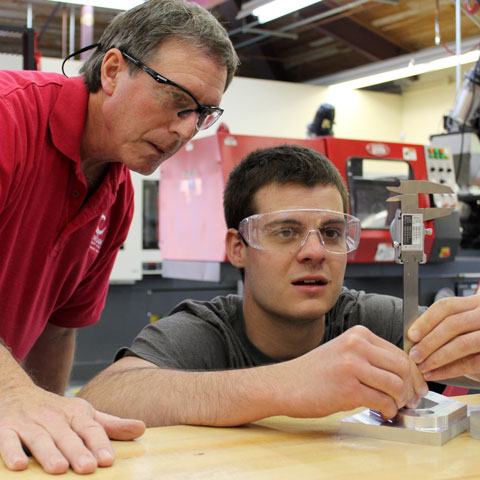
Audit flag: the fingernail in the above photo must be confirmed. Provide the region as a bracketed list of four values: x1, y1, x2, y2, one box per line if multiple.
[419, 384, 429, 396]
[77, 454, 95, 470]
[424, 371, 432, 380]
[406, 396, 419, 409]
[9, 456, 28, 470]
[98, 449, 114, 463]
[409, 348, 421, 363]
[409, 329, 420, 342]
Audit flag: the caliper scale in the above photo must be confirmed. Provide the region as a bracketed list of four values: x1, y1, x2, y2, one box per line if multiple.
[387, 180, 454, 353]
[341, 180, 468, 445]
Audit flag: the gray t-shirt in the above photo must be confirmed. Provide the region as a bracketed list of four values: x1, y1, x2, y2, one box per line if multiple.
[116, 288, 424, 370]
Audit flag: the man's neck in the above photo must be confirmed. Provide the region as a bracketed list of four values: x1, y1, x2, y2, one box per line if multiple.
[80, 91, 111, 197]
[242, 295, 325, 361]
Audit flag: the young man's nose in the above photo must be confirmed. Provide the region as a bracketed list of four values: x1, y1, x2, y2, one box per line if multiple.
[297, 230, 327, 260]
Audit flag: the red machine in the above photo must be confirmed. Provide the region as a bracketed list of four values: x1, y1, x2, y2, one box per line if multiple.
[159, 127, 460, 265]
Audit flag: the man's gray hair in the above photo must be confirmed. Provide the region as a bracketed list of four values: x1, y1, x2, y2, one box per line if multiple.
[80, 0, 239, 93]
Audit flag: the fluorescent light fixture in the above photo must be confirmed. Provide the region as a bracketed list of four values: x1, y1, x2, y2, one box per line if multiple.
[331, 50, 480, 90]
[252, 0, 322, 24]
[47, 0, 145, 10]
[308, 36, 480, 90]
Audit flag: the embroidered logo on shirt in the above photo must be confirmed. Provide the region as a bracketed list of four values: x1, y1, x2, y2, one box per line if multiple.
[90, 214, 107, 254]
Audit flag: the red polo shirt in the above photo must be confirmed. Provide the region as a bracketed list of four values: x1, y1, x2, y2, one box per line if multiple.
[0, 70, 134, 361]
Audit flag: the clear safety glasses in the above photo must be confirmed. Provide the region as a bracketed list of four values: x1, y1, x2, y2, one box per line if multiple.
[238, 209, 361, 255]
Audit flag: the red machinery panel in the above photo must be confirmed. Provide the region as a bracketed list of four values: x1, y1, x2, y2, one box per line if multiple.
[321, 137, 433, 263]
[159, 128, 436, 264]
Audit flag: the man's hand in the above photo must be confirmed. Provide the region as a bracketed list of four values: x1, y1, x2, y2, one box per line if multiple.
[0, 383, 145, 475]
[408, 295, 480, 382]
[278, 325, 428, 420]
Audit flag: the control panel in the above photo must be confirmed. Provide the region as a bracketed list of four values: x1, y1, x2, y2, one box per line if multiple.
[425, 146, 458, 208]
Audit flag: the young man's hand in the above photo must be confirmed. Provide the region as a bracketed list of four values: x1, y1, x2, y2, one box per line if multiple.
[408, 295, 480, 383]
[276, 325, 428, 419]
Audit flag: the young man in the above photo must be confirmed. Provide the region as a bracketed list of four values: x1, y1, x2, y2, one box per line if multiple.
[0, 0, 238, 474]
[79, 144, 480, 428]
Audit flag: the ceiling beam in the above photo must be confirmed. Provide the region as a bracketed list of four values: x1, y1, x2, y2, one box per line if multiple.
[216, 0, 289, 80]
[313, 3, 408, 61]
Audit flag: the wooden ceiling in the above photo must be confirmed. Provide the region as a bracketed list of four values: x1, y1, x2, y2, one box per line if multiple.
[1, 0, 479, 91]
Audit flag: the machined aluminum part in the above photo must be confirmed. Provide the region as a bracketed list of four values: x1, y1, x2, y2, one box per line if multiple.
[340, 391, 468, 446]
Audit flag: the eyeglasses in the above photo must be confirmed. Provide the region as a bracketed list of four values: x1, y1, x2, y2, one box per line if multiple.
[238, 209, 361, 255]
[120, 50, 224, 131]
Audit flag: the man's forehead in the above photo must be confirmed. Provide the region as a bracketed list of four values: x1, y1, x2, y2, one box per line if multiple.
[253, 182, 343, 213]
[147, 38, 227, 102]
[150, 37, 222, 71]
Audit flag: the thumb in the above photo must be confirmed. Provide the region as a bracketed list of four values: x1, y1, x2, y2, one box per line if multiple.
[94, 410, 146, 440]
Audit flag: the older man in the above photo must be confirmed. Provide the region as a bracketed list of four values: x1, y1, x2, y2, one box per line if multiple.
[0, 0, 238, 474]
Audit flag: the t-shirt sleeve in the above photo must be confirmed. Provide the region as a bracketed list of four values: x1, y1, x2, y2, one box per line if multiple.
[115, 312, 231, 370]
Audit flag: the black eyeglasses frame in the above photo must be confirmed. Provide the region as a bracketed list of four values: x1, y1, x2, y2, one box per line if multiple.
[120, 50, 224, 130]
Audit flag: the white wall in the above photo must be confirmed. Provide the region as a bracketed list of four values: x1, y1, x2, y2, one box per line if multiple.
[216, 76, 403, 142]
[400, 72, 462, 145]
[0, 53, 82, 75]
[1, 52, 462, 146]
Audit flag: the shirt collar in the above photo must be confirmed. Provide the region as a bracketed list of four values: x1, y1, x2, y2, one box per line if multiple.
[49, 76, 88, 165]
[49, 76, 128, 186]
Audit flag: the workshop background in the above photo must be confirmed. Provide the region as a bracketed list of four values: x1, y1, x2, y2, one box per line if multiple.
[1, 0, 480, 385]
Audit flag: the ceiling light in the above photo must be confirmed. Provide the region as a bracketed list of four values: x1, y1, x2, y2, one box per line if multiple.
[47, 0, 145, 10]
[332, 50, 480, 90]
[237, 0, 322, 24]
[309, 36, 480, 90]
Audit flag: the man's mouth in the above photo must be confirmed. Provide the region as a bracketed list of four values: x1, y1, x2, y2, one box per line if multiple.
[292, 278, 328, 286]
[149, 142, 166, 155]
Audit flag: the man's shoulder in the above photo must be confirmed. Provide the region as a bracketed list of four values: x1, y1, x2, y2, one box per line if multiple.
[169, 294, 243, 325]
[328, 287, 404, 344]
[336, 287, 402, 308]
[0, 70, 66, 97]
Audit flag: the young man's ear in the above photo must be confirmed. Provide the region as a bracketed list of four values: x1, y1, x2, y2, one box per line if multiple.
[225, 228, 246, 268]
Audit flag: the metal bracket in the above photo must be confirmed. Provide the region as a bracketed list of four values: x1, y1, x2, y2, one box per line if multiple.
[341, 391, 468, 446]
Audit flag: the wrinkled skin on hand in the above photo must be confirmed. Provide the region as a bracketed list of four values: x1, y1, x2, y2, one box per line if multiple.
[0, 384, 145, 474]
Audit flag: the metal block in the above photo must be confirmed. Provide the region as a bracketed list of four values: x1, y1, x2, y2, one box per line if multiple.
[340, 391, 468, 446]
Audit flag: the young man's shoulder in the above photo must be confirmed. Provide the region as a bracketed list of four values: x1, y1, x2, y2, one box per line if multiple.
[169, 294, 243, 323]
[327, 287, 405, 346]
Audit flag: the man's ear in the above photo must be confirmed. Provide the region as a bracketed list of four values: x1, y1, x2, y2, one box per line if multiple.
[100, 48, 125, 96]
[225, 228, 246, 268]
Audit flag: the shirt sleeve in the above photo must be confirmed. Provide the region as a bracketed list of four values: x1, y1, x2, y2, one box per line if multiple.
[0, 98, 23, 212]
[116, 312, 231, 370]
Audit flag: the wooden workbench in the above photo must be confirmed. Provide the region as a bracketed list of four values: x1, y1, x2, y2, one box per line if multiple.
[3, 394, 479, 479]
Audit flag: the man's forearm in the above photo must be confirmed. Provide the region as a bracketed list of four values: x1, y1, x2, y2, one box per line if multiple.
[0, 341, 35, 390]
[22, 325, 75, 394]
[79, 359, 285, 428]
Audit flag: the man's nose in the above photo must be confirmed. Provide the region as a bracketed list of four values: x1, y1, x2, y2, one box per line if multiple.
[170, 113, 198, 141]
[297, 230, 327, 260]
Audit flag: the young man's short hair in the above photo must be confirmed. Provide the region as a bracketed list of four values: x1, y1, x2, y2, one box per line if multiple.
[223, 144, 349, 230]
